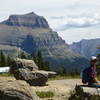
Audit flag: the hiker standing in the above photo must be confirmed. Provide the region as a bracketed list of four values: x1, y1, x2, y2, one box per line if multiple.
[88, 56, 100, 87]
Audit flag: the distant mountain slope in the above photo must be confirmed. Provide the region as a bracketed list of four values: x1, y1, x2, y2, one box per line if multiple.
[0, 12, 89, 71]
[0, 45, 26, 57]
[70, 39, 100, 59]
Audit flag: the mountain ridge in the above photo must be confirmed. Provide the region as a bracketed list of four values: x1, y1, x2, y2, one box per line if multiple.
[1, 12, 49, 29]
[70, 38, 100, 59]
[0, 12, 89, 71]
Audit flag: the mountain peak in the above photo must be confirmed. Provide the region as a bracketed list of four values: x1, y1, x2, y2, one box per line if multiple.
[26, 12, 37, 15]
[9, 12, 38, 17]
[2, 12, 49, 29]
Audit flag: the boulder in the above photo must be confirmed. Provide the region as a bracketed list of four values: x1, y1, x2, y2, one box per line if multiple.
[72, 85, 100, 99]
[0, 80, 39, 100]
[12, 68, 48, 86]
[79, 85, 100, 96]
[32, 70, 56, 78]
[10, 58, 38, 71]
[10, 58, 48, 86]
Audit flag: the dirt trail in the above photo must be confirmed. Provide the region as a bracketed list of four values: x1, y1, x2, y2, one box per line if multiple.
[31, 79, 82, 100]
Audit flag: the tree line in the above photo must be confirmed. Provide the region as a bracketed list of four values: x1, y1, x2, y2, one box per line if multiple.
[32, 51, 51, 71]
[0, 51, 28, 67]
[0, 51, 12, 67]
[0, 50, 52, 71]
[0, 49, 99, 76]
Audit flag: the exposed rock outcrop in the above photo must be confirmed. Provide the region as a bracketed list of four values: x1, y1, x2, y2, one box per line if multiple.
[10, 58, 38, 71]
[10, 58, 56, 86]
[13, 68, 48, 86]
[69, 85, 100, 100]
[2, 12, 49, 29]
[0, 80, 39, 100]
[32, 70, 56, 78]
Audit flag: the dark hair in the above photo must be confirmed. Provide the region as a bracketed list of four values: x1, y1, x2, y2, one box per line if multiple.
[90, 59, 97, 67]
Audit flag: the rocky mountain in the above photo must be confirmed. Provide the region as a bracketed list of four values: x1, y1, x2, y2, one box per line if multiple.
[2, 12, 49, 29]
[70, 38, 100, 59]
[0, 12, 89, 71]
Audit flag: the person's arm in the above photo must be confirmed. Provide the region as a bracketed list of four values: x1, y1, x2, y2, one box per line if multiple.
[93, 77, 100, 85]
[89, 67, 100, 84]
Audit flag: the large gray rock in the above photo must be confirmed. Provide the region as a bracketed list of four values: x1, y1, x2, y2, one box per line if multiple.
[14, 69, 56, 85]
[10, 58, 38, 71]
[32, 70, 56, 78]
[71, 85, 100, 100]
[10, 58, 48, 86]
[80, 86, 100, 95]
[0, 80, 39, 100]
[13, 68, 48, 86]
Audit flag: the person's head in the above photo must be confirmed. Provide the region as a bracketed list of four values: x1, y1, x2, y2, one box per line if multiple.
[90, 56, 97, 66]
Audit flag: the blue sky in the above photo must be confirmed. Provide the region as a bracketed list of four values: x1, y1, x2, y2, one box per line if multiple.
[0, 0, 100, 44]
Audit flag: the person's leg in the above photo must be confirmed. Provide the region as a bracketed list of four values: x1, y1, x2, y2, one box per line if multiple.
[89, 83, 100, 88]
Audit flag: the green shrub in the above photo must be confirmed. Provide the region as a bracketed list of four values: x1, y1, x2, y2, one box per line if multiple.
[0, 72, 13, 77]
[36, 91, 54, 98]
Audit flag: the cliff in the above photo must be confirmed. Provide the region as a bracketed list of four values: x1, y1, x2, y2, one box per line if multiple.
[2, 12, 49, 29]
[70, 39, 100, 59]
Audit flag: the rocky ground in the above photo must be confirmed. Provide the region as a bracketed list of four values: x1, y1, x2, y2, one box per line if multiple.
[0, 77, 82, 100]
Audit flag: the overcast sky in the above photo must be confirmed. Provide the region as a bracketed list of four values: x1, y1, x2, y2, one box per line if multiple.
[0, 0, 100, 44]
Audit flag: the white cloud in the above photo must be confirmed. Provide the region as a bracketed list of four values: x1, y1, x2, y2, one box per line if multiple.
[58, 27, 100, 44]
[48, 13, 100, 31]
[47, 13, 100, 44]
[0, 0, 100, 43]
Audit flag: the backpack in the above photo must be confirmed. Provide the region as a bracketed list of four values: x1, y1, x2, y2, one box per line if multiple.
[81, 67, 91, 84]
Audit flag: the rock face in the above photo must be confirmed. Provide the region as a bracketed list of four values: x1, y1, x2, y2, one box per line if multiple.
[10, 58, 38, 71]
[0, 80, 39, 100]
[13, 68, 48, 86]
[2, 12, 49, 29]
[0, 12, 89, 71]
[33, 70, 56, 78]
[10, 58, 48, 86]
[70, 39, 100, 59]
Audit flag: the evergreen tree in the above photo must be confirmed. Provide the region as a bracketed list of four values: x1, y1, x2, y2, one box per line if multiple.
[19, 52, 27, 59]
[0, 51, 6, 67]
[43, 61, 51, 71]
[7, 55, 12, 66]
[37, 51, 43, 69]
[56, 67, 68, 76]
[32, 51, 51, 71]
[70, 67, 79, 76]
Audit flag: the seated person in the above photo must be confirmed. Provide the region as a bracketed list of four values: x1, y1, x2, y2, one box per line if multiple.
[88, 56, 100, 88]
